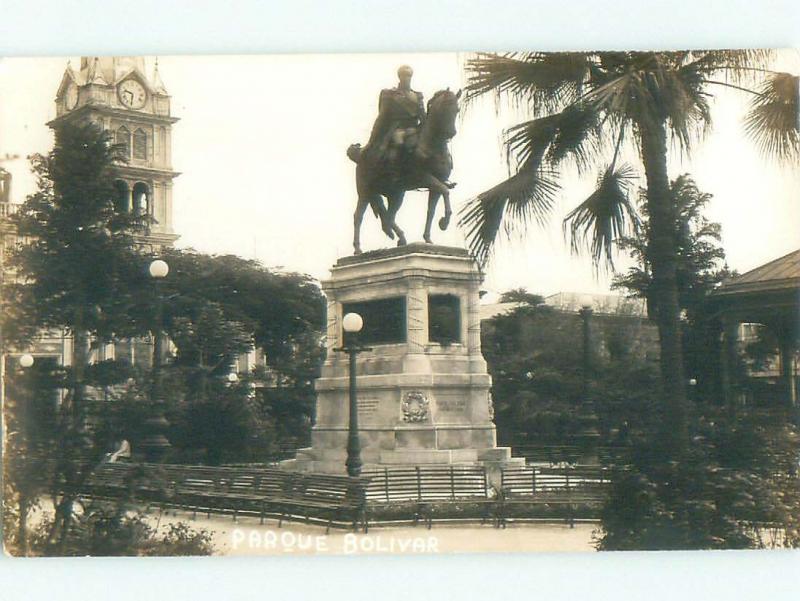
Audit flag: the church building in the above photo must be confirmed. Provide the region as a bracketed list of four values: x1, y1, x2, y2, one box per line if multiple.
[50, 56, 180, 252]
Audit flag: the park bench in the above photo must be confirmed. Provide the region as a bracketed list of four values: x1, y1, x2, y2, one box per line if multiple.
[87, 464, 372, 533]
[270, 472, 371, 533]
[496, 465, 609, 527]
[82, 462, 136, 499]
[363, 465, 492, 529]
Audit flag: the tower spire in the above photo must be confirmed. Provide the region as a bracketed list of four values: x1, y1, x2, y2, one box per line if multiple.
[152, 57, 168, 94]
[86, 56, 107, 85]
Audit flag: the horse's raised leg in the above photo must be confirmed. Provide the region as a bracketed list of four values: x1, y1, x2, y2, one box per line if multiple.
[420, 174, 452, 231]
[353, 196, 370, 255]
[424, 190, 441, 244]
[439, 189, 452, 231]
[386, 192, 407, 246]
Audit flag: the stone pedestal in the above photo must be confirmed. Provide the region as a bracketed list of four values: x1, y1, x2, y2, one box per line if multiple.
[283, 244, 523, 479]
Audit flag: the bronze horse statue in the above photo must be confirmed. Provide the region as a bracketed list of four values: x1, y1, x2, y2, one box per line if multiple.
[347, 88, 461, 254]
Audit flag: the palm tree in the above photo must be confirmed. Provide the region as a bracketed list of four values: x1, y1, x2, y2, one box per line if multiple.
[460, 51, 799, 450]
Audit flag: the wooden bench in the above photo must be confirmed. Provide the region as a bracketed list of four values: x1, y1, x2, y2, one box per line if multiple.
[363, 465, 492, 528]
[83, 462, 136, 499]
[81, 463, 371, 533]
[497, 465, 609, 527]
[270, 472, 371, 533]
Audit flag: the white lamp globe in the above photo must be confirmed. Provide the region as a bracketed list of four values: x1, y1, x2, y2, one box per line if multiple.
[227, 372, 239, 383]
[19, 354, 34, 368]
[579, 294, 594, 309]
[148, 259, 169, 279]
[342, 312, 363, 333]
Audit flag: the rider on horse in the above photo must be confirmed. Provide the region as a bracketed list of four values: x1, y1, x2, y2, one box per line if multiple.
[348, 66, 461, 255]
[363, 65, 426, 173]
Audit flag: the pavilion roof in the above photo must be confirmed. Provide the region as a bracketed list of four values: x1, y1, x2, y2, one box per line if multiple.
[715, 249, 800, 297]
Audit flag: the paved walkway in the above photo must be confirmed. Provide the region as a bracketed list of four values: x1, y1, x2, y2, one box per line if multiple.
[154, 510, 598, 555]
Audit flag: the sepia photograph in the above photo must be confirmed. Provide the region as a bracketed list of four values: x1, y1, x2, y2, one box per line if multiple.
[1, 48, 798, 561]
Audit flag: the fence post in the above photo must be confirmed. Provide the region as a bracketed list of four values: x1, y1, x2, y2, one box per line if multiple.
[565, 465, 570, 491]
[450, 466, 455, 500]
[416, 466, 422, 501]
[531, 467, 536, 495]
[384, 467, 390, 503]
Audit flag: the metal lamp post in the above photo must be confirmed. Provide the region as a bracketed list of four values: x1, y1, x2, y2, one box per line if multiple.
[141, 258, 171, 462]
[578, 297, 600, 462]
[336, 312, 370, 477]
[578, 298, 594, 401]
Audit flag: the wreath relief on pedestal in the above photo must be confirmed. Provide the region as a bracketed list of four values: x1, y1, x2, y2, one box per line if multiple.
[401, 391, 429, 423]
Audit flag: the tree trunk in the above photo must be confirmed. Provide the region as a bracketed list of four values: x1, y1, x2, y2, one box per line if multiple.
[54, 326, 89, 552]
[639, 120, 689, 453]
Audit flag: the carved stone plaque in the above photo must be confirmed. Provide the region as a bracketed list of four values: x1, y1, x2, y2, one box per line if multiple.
[437, 395, 467, 413]
[357, 397, 380, 417]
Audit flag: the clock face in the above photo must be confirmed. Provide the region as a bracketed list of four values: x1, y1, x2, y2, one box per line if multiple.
[65, 83, 78, 110]
[118, 79, 147, 109]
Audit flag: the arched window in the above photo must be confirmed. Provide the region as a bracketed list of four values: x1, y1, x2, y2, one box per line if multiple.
[132, 182, 149, 216]
[133, 128, 147, 161]
[116, 126, 131, 159]
[113, 180, 129, 213]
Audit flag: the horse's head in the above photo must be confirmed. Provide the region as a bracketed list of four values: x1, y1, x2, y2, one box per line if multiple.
[426, 88, 461, 140]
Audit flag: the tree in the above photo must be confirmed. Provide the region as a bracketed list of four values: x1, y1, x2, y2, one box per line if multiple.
[498, 288, 544, 306]
[153, 249, 326, 454]
[461, 51, 799, 452]
[7, 120, 151, 551]
[482, 290, 660, 451]
[595, 408, 800, 550]
[612, 174, 733, 400]
[111, 249, 325, 463]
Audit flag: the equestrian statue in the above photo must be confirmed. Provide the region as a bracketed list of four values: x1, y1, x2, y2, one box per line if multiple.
[347, 65, 461, 254]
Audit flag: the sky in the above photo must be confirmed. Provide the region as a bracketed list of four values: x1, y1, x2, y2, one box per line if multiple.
[1, 52, 798, 300]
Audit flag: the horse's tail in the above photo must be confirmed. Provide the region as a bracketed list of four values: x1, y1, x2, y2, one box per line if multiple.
[346, 143, 363, 164]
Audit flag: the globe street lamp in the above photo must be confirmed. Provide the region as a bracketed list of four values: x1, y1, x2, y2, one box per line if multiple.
[336, 312, 370, 477]
[0, 352, 35, 411]
[141, 258, 171, 462]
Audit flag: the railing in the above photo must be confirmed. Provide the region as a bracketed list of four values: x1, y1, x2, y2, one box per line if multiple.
[362, 465, 489, 503]
[500, 465, 610, 496]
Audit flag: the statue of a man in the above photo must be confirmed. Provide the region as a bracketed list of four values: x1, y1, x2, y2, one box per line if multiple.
[364, 65, 426, 168]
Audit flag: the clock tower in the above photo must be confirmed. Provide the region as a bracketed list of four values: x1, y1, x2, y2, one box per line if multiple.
[50, 56, 180, 249]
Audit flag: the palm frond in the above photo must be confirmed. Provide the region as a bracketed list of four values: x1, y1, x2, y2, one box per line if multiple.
[464, 52, 592, 116]
[545, 104, 602, 172]
[458, 160, 560, 266]
[563, 163, 639, 268]
[744, 72, 800, 163]
[504, 104, 601, 174]
[687, 49, 774, 85]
